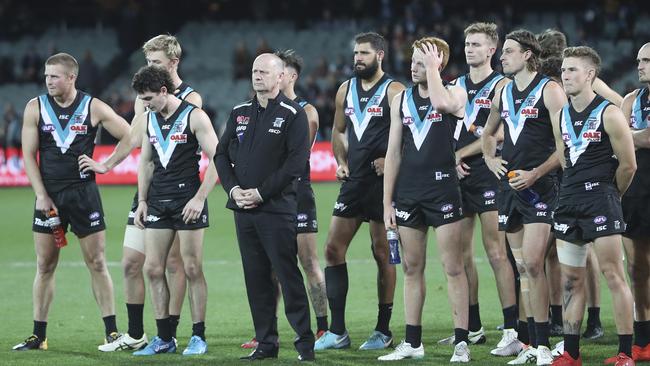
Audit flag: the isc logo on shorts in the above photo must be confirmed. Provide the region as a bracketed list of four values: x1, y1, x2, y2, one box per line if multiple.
[584, 182, 600, 191]
[90, 220, 101, 227]
[170, 133, 187, 143]
[520, 107, 538, 118]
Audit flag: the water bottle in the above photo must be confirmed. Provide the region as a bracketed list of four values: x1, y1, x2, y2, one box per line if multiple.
[469, 124, 484, 138]
[507, 171, 540, 205]
[387, 229, 401, 265]
[48, 209, 68, 248]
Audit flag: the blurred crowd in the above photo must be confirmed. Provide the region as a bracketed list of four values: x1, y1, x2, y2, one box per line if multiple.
[0, 0, 647, 147]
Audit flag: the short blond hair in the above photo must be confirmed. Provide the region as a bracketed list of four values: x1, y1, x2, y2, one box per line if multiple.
[563, 46, 601, 78]
[45, 53, 79, 76]
[464, 22, 499, 46]
[142, 34, 182, 60]
[412, 37, 450, 71]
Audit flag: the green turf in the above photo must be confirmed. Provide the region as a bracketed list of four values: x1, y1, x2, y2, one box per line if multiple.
[0, 184, 621, 365]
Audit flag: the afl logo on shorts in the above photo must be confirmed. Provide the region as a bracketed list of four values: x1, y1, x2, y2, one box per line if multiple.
[534, 202, 548, 210]
[594, 216, 607, 224]
[441, 203, 454, 213]
[297, 213, 308, 221]
[483, 190, 496, 199]
[89, 211, 100, 220]
[402, 117, 414, 125]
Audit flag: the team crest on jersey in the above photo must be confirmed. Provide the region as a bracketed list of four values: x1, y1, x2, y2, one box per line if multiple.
[273, 117, 285, 128]
[582, 131, 601, 142]
[585, 117, 599, 130]
[402, 116, 414, 125]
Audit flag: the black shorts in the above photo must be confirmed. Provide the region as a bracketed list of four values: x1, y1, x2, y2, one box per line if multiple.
[296, 181, 318, 234]
[460, 171, 499, 215]
[33, 182, 106, 237]
[395, 188, 464, 229]
[332, 177, 383, 222]
[127, 191, 138, 226]
[621, 194, 650, 239]
[145, 195, 209, 230]
[554, 190, 625, 245]
[497, 181, 557, 232]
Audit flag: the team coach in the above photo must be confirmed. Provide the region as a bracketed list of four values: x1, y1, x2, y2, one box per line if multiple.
[215, 53, 315, 361]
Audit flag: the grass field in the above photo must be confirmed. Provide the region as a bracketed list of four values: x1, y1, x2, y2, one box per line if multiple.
[0, 184, 622, 365]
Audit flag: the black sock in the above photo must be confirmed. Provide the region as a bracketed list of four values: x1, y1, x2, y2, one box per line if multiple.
[564, 334, 580, 359]
[454, 328, 469, 345]
[587, 307, 601, 326]
[518, 320, 530, 345]
[535, 321, 550, 347]
[102, 315, 117, 337]
[468, 303, 482, 332]
[126, 303, 144, 339]
[503, 305, 518, 330]
[635, 320, 650, 347]
[316, 316, 328, 333]
[156, 318, 172, 342]
[619, 334, 633, 357]
[169, 315, 180, 339]
[192, 322, 205, 341]
[325, 263, 348, 335]
[550, 305, 563, 327]
[33, 321, 47, 340]
[527, 317, 537, 347]
[375, 303, 393, 336]
[405, 324, 422, 348]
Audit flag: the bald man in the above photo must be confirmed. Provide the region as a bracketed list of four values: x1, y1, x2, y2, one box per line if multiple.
[215, 53, 315, 361]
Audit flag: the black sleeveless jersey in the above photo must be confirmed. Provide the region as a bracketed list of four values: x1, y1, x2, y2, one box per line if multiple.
[174, 82, 195, 102]
[499, 73, 555, 189]
[453, 71, 505, 169]
[146, 100, 201, 199]
[343, 74, 394, 181]
[559, 94, 616, 195]
[294, 96, 312, 183]
[396, 85, 460, 198]
[626, 87, 650, 196]
[37, 91, 97, 192]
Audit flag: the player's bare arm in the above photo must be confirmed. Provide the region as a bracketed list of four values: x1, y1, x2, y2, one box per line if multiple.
[331, 81, 350, 181]
[382, 92, 405, 230]
[22, 98, 57, 215]
[182, 109, 219, 223]
[604, 105, 637, 196]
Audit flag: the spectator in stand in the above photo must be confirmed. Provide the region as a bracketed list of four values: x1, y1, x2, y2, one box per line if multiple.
[233, 41, 252, 80]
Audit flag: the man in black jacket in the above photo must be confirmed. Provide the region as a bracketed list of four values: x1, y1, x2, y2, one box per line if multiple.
[215, 53, 315, 361]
